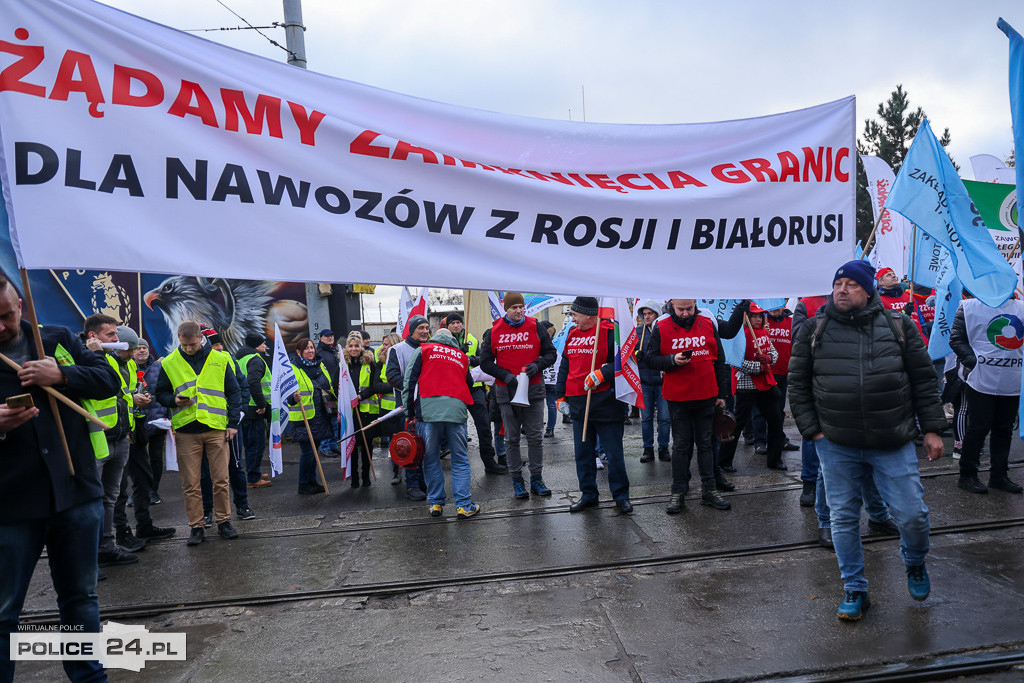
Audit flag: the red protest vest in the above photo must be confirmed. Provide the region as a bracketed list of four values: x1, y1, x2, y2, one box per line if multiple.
[490, 316, 542, 386]
[766, 317, 792, 376]
[418, 343, 473, 405]
[802, 296, 828, 319]
[564, 321, 613, 397]
[744, 325, 777, 390]
[657, 315, 718, 402]
[879, 291, 910, 312]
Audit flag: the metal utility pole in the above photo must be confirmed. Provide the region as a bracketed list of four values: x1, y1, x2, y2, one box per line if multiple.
[282, 0, 307, 69]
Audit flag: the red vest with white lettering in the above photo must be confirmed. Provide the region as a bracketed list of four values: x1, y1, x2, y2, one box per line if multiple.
[657, 315, 719, 402]
[767, 317, 792, 376]
[564, 321, 613, 397]
[879, 290, 910, 312]
[744, 325, 778, 390]
[490, 316, 542, 386]
[802, 296, 828, 319]
[418, 343, 473, 405]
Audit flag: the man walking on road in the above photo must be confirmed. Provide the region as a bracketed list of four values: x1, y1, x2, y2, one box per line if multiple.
[789, 260, 946, 621]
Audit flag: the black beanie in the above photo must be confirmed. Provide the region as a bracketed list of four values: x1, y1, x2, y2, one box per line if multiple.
[446, 312, 464, 326]
[406, 315, 429, 338]
[245, 333, 265, 348]
[833, 260, 876, 294]
[570, 296, 599, 316]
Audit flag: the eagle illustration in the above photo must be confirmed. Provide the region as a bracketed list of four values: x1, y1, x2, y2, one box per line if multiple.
[144, 277, 308, 356]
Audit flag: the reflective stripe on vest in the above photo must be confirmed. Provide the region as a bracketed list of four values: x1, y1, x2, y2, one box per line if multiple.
[162, 349, 230, 430]
[56, 343, 110, 460]
[237, 353, 272, 405]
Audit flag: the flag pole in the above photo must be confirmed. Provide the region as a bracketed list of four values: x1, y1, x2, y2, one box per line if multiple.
[861, 211, 886, 257]
[18, 268, 76, 477]
[580, 318, 602, 442]
[297, 400, 330, 495]
[352, 408, 377, 481]
[0, 351, 110, 430]
[338, 408, 403, 443]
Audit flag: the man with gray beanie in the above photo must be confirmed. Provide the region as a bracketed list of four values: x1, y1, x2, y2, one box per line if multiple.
[789, 259, 945, 621]
[480, 292, 558, 500]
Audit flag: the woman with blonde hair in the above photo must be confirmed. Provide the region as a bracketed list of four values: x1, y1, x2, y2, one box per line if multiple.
[344, 331, 389, 487]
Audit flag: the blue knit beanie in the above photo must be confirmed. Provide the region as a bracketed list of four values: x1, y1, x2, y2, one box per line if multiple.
[833, 260, 876, 293]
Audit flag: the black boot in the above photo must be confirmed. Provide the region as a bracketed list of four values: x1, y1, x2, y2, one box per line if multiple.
[351, 455, 361, 488]
[799, 481, 816, 507]
[361, 453, 372, 487]
[666, 494, 686, 515]
[640, 447, 654, 463]
[715, 474, 735, 492]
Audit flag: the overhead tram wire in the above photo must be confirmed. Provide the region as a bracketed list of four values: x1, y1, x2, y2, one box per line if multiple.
[181, 0, 299, 62]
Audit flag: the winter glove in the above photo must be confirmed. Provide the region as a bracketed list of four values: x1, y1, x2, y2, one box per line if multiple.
[524, 362, 540, 378]
[583, 369, 606, 390]
[504, 374, 519, 397]
[358, 386, 375, 400]
[754, 353, 771, 367]
[469, 355, 481, 367]
[758, 362, 771, 375]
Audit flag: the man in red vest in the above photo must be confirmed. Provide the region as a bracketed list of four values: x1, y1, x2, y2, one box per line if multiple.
[404, 328, 481, 519]
[555, 297, 632, 513]
[480, 293, 557, 501]
[717, 303, 788, 472]
[877, 267, 910, 313]
[644, 298, 732, 512]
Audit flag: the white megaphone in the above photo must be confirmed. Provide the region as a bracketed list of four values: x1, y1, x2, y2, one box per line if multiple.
[510, 370, 531, 406]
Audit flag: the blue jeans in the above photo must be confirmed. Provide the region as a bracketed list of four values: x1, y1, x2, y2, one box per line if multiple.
[641, 383, 671, 449]
[572, 420, 629, 502]
[1, 498, 106, 682]
[544, 385, 559, 431]
[816, 438, 930, 592]
[800, 437, 820, 484]
[421, 422, 472, 507]
[814, 470, 891, 528]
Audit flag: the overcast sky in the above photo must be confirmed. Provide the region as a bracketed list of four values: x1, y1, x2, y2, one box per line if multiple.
[100, 0, 1024, 320]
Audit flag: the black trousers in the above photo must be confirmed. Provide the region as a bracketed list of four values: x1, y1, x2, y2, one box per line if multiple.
[718, 387, 785, 468]
[668, 398, 717, 493]
[468, 387, 496, 462]
[113, 436, 154, 530]
[960, 387, 1019, 480]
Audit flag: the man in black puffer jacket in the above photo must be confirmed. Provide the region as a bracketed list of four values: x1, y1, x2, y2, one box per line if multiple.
[789, 260, 946, 623]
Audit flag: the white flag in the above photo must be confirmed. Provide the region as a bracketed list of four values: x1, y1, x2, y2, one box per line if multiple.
[397, 287, 429, 337]
[861, 155, 912, 279]
[336, 353, 360, 480]
[598, 298, 644, 409]
[269, 323, 299, 478]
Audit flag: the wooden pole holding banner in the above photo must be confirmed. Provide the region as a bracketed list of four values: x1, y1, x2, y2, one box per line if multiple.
[580, 317, 602, 443]
[352, 407, 377, 481]
[0, 351, 109, 431]
[17, 269, 75, 476]
[296, 399, 329, 495]
[861, 211, 886, 257]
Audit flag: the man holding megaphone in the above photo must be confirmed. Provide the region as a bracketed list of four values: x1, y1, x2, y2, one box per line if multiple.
[480, 293, 558, 501]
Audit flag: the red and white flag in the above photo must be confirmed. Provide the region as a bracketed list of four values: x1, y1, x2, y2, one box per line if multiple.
[397, 287, 429, 337]
[599, 298, 644, 410]
[336, 356, 360, 479]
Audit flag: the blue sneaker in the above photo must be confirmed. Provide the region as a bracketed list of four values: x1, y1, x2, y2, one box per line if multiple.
[906, 564, 930, 601]
[837, 591, 870, 621]
[512, 477, 529, 500]
[457, 503, 480, 519]
[530, 478, 552, 497]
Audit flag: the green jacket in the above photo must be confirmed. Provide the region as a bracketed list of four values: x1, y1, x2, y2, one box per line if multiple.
[788, 293, 947, 450]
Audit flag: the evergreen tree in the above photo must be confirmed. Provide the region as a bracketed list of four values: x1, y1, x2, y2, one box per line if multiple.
[856, 85, 956, 242]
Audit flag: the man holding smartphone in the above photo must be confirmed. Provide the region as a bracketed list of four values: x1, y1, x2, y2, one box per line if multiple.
[644, 299, 732, 512]
[0, 275, 120, 680]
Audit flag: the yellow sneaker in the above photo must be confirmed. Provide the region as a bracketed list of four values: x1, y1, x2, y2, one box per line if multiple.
[457, 503, 480, 519]
[429, 503, 443, 517]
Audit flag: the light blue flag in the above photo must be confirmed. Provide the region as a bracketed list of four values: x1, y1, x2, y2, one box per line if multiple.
[885, 119, 1017, 307]
[927, 276, 963, 361]
[997, 18, 1024, 439]
[855, 241, 864, 260]
[911, 228, 957, 291]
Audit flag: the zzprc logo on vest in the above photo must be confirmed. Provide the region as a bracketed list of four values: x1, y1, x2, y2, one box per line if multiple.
[986, 313, 1024, 350]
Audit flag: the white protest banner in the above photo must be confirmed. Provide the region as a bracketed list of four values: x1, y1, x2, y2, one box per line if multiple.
[861, 155, 911, 279]
[0, 0, 854, 299]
